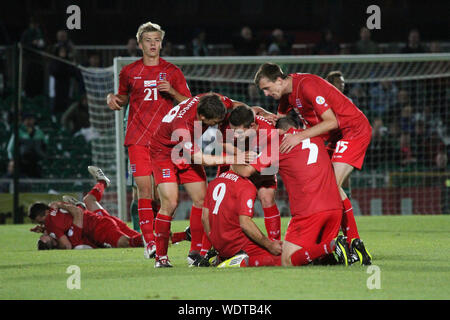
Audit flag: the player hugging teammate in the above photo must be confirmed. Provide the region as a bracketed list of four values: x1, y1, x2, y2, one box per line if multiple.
[104, 22, 372, 268]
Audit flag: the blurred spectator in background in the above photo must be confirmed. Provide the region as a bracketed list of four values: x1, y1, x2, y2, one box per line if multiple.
[354, 27, 379, 54]
[369, 81, 398, 115]
[161, 40, 173, 56]
[429, 41, 442, 53]
[401, 29, 427, 53]
[125, 37, 140, 57]
[399, 133, 416, 166]
[325, 70, 345, 93]
[20, 17, 45, 50]
[247, 84, 262, 106]
[365, 117, 392, 169]
[86, 52, 101, 68]
[20, 17, 46, 98]
[233, 26, 259, 56]
[49, 45, 77, 114]
[190, 29, 209, 56]
[50, 30, 76, 61]
[400, 105, 415, 134]
[0, 160, 31, 193]
[61, 94, 90, 134]
[393, 89, 410, 111]
[267, 28, 292, 55]
[7, 113, 47, 178]
[313, 29, 340, 55]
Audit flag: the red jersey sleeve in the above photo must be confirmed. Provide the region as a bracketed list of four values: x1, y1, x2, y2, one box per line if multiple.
[301, 78, 333, 117]
[171, 68, 192, 98]
[118, 66, 130, 96]
[237, 182, 257, 217]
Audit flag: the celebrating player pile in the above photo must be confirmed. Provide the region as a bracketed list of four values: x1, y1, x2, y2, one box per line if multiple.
[98, 22, 374, 268]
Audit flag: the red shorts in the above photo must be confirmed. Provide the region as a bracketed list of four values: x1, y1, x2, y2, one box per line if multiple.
[68, 225, 97, 248]
[128, 144, 152, 177]
[152, 158, 206, 186]
[328, 128, 372, 170]
[93, 217, 127, 248]
[285, 210, 341, 248]
[93, 209, 140, 238]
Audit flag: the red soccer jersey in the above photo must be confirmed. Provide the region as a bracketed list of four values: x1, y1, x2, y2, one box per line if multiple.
[204, 170, 258, 258]
[252, 128, 342, 217]
[119, 58, 191, 147]
[150, 93, 235, 159]
[278, 73, 370, 141]
[45, 208, 73, 240]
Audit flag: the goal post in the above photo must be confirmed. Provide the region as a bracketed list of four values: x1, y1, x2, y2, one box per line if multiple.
[104, 53, 450, 218]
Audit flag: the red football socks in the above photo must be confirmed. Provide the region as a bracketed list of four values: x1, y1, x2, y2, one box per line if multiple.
[200, 234, 212, 257]
[138, 198, 155, 244]
[263, 204, 281, 240]
[171, 231, 187, 244]
[290, 242, 334, 266]
[341, 197, 360, 244]
[87, 181, 106, 202]
[189, 206, 204, 253]
[155, 213, 172, 257]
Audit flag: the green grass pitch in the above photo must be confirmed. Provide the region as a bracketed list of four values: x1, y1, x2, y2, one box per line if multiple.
[0, 215, 449, 300]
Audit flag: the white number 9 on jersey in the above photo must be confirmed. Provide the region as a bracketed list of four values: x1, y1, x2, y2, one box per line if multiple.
[212, 183, 226, 214]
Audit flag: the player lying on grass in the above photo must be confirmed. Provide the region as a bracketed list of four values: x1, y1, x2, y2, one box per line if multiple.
[29, 166, 144, 249]
[29, 166, 189, 250]
[229, 107, 353, 266]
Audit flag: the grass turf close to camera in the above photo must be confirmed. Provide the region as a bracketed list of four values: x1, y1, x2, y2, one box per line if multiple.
[0, 215, 449, 300]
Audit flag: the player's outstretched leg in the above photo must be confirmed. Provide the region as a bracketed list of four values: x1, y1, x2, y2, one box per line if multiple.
[88, 165, 111, 187]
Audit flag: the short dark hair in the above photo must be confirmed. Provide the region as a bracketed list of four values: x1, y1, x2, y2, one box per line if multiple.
[325, 70, 343, 84]
[229, 105, 255, 128]
[197, 93, 227, 120]
[37, 239, 54, 250]
[276, 114, 300, 131]
[254, 62, 288, 86]
[28, 202, 50, 221]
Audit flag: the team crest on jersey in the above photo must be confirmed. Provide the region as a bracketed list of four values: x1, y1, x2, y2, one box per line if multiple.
[162, 169, 171, 178]
[296, 98, 303, 108]
[158, 73, 167, 81]
[315, 96, 326, 105]
[144, 80, 157, 87]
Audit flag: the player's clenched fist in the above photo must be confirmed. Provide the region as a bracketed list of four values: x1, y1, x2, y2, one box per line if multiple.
[107, 93, 127, 110]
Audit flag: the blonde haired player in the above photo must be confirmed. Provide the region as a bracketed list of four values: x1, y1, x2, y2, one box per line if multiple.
[106, 21, 191, 260]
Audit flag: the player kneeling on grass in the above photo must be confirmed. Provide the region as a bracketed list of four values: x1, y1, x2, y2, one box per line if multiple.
[200, 167, 282, 268]
[230, 108, 353, 266]
[29, 166, 144, 250]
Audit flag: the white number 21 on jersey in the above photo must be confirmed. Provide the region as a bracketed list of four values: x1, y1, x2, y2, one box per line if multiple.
[212, 183, 226, 214]
[144, 88, 158, 101]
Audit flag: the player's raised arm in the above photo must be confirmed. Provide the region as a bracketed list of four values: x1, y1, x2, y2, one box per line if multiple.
[51, 201, 84, 228]
[106, 93, 128, 111]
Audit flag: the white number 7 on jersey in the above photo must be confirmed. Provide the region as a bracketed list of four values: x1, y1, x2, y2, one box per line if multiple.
[301, 138, 318, 165]
[212, 183, 226, 214]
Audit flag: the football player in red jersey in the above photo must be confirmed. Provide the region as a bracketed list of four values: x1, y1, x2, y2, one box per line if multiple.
[231, 111, 352, 267]
[201, 169, 282, 268]
[106, 22, 191, 259]
[253, 63, 372, 265]
[150, 93, 255, 267]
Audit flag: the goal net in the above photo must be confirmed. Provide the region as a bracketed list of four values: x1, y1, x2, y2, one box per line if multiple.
[85, 53, 450, 220]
